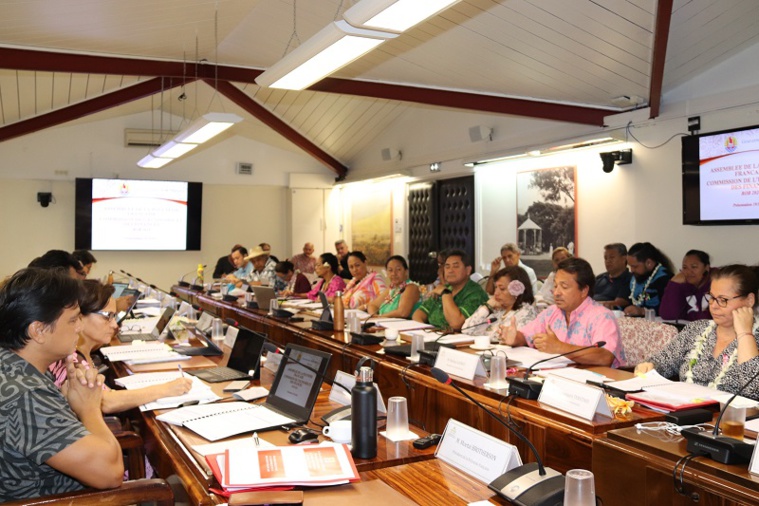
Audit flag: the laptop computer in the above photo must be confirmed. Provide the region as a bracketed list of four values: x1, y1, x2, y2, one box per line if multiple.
[111, 282, 129, 298]
[186, 327, 266, 382]
[118, 306, 175, 342]
[252, 285, 276, 311]
[115, 291, 141, 325]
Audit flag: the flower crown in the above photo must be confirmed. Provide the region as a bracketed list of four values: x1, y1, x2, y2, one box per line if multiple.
[508, 280, 525, 296]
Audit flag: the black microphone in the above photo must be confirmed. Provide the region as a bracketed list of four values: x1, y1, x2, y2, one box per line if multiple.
[507, 341, 607, 400]
[360, 311, 378, 331]
[177, 268, 198, 287]
[680, 364, 759, 464]
[430, 367, 564, 505]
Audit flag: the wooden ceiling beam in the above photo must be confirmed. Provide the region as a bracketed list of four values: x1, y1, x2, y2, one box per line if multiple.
[210, 79, 348, 179]
[649, 0, 674, 119]
[0, 77, 194, 143]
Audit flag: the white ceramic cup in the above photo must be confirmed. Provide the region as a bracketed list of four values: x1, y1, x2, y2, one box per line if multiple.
[384, 328, 399, 342]
[322, 420, 352, 443]
[474, 335, 490, 348]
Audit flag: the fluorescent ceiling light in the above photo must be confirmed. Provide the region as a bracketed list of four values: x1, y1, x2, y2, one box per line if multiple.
[136, 112, 242, 169]
[255, 20, 397, 90]
[137, 154, 173, 169]
[344, 0, 462, 33]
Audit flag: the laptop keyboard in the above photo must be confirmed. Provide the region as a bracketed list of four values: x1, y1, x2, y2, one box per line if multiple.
[192, 366, 249, 382]
[118, 333, 159, 343]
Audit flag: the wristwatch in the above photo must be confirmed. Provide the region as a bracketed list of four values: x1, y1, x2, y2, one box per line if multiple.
[441, 288, 453, 296]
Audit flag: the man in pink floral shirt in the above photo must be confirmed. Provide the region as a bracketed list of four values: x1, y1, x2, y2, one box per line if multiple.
[501, 257, 623, 367]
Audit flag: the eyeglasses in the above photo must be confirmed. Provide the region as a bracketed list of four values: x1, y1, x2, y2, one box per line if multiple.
[95, 311, 117, 321]
[704, 293, 745, 308]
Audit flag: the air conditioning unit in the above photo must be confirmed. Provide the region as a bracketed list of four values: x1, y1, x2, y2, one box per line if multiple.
[124, 129, 178, 148]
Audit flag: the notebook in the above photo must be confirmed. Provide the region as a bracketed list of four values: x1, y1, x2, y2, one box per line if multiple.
[186, 327, 266, 381]
[252, 286, 276, 311]
[158, 343, 332, 441]
[118, 306, 175, 342]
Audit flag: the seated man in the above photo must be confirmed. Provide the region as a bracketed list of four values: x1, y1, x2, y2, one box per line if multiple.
[245, 245, 277, 287]
[72, 250, 97, 278]
[500, 257, 623, 367]
[413, 249, 488, 330]
[593, 243, 632, 308]
[486, 243, 538, 295]
[28, 249, 84, 279]
[289, 242, 317, 274]
[225, 245, 253, 288]
[335, 239, 353, 279]
[620, 242, 673, 316]
[0, 268, 123, 501]
[259, 242, 279, 263]
[213, 244, 242, 279]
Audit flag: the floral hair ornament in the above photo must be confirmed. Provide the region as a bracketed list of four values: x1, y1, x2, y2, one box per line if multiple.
[508, 280, 525, 296]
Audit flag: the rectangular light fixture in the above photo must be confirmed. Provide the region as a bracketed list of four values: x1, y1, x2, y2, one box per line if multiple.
[344, 0, 462, 33]
[255, 20, 397, 90]
[137, 112, 242, 169]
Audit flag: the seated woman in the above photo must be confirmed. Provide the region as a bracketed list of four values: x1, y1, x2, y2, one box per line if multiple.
[50, 280, 192, 413]
[534, 247, 571, 305]
[0, 268, 123, 501]
[636, 264, 759, 398]
[463, 266, 537, 341]
[367, 255, 421, 318]
[659, 249, 711, 322]
[273, 260, 312, 295]
[292, 253, 345, 303]
[342, 251, 387, 310]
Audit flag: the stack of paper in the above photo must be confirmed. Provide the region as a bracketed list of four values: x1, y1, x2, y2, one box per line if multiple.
[100, 342, 191, 365]
[114, 372, 219, 411]
[502, 346, 574, 369]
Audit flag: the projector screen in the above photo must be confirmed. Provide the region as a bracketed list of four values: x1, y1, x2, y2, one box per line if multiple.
[75, 178, 202, 251]
[682, 123, 759, 225]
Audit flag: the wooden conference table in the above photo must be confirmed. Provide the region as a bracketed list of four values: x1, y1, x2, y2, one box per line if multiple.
[172, 286, 662, 473]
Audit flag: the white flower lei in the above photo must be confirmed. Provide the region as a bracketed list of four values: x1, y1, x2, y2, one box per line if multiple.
[685, 319, 759, 388]
[629, 263, 661, 306]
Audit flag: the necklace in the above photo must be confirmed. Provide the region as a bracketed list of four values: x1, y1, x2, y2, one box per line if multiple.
[630, 263, 661, 306]
[685, 319, 758, 388]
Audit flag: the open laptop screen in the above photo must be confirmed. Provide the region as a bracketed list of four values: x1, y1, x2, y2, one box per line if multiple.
[226, 327, 266, 374]
[266, 344, 331, 423]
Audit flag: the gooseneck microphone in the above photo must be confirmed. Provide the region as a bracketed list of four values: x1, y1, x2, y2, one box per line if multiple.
[680, 363, 759, 464]
[430, 367, 564, 506]
[178, 268, 200, 287]
[507, 341, 607, 400]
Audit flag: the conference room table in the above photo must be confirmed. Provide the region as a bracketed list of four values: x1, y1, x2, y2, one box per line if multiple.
[172, 285, 664, 474]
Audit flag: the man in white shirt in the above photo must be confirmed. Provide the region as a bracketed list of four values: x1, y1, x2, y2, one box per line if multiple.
[485, 243, 538, 295]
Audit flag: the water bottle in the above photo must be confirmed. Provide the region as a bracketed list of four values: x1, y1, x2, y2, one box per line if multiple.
[333, 291, 345, 332]
[351, 365, 377, 459]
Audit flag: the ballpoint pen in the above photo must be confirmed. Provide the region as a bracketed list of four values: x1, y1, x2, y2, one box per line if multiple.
[178, 364, 185, 378]
[253, 432, 260, 447]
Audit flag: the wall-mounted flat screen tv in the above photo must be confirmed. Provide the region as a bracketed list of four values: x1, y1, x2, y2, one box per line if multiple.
[682, 123, 759, 225]
[75, 178, 202, 250]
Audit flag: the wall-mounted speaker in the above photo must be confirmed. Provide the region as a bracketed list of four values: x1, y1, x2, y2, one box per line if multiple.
[469, 125, 492, 143]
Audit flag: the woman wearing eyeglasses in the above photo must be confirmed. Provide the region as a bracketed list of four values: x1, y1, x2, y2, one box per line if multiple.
[49, 280, 192, 413]
[635, 265, 759, 398]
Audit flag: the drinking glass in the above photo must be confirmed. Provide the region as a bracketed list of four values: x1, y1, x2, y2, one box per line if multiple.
[386, 397, 410, 439]
[564, 469, 595, 506]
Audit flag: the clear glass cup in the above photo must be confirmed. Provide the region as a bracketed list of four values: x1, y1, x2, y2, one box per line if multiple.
[386, 397, 410, 439]
[269, 298, 278, 314]
[721, 405, 746, 440]
[211, 317, 224, 342]
[409, 334, 424, 361]
[245, 292, 254, 305]
[564, 469, 595, 506]
[488, 354, 509, 389]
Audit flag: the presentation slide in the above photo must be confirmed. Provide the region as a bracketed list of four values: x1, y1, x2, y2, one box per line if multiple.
[91, 179, 188, 250]
[699, 127, 759, 221]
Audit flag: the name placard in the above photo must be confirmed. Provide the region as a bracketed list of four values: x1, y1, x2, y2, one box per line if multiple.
[434, 347, 487, 381]
[263, 352, 282, 373]
[538, 376, 612, 421]
[435, 418, 521, 484]
[749, 443, 759, 477]
[223, 325, 238, 348]
[328, 370, 387, 413]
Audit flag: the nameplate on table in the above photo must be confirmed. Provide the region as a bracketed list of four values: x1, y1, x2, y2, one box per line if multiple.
[749, 442, 759, 477]
[224, 325, 238, 348]
[435, 418, 521, 484]
[263, 352, 282, 373]
[329, 370, 387, 413]
[538, 376, 612, 421]
[434, 346, 487, 381]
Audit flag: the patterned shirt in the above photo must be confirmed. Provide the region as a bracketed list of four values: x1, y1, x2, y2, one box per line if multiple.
[519, 297, 624, 367]
[290, 253, 316, 274]
[0, 348, 89, 501]
[626, 266, 671, 314]
[308, 275, 347, 301]
[648, 320, 759, 399]
[342, 271, 387, 309]
[418, 280, 489, 329]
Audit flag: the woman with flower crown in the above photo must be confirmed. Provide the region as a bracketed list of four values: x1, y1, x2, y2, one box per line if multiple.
[463, 266, 537, 341]
[367, 255, 421, 318]
[636, 265, 759, 399]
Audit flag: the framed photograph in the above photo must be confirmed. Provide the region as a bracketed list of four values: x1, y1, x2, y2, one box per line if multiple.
[516, 166, 577, 277]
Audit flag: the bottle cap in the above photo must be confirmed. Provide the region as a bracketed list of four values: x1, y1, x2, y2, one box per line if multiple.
[357, 365, 373, 382]
[335, 291, 343, 297]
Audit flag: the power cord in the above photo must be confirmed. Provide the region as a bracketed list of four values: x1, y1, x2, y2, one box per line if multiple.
[673, 453, 701, 502]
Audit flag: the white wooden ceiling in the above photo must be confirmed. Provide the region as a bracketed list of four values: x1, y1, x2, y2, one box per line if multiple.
[0, 0, 756, 176]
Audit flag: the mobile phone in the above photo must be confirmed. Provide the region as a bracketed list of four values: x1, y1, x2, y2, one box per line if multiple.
[413, 434, 441, 449]
[223, 380, 251, 392]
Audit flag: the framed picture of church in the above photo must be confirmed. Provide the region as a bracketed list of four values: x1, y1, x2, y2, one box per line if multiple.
[516, 166, 577, 278]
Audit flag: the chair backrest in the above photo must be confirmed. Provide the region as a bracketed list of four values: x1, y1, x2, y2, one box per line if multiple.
[616, 317, 679, 369]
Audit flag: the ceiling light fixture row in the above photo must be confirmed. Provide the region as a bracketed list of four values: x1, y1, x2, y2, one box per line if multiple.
[255, 0, 463, 91]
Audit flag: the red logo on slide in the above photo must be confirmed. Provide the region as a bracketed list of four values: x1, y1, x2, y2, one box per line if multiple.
[120, 183, 129, 195]
[724, 136, 738, 153]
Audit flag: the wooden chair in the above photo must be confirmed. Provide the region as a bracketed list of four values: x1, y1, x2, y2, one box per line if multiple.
[105, 415, 146, 479]
[2, 478, 173, 506]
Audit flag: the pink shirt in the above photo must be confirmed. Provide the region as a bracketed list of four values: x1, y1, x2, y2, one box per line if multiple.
[308, 275, 346, 301]
[519, 297, 624, 368]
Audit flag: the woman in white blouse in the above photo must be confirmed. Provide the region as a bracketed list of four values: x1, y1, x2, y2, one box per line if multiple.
[463, 266, 537, 342]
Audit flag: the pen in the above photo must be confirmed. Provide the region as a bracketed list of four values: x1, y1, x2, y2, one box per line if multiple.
[178, 364, 185, 378]
[253, 432, 260, 447]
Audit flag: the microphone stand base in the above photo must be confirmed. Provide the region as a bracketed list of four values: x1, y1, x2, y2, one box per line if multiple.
[489, 462, 564, 506]
[506, 377, 543, 400]
[680, 427, 753, 464]
[177, 281, 190, 287]
[189, 284, 204, 291]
